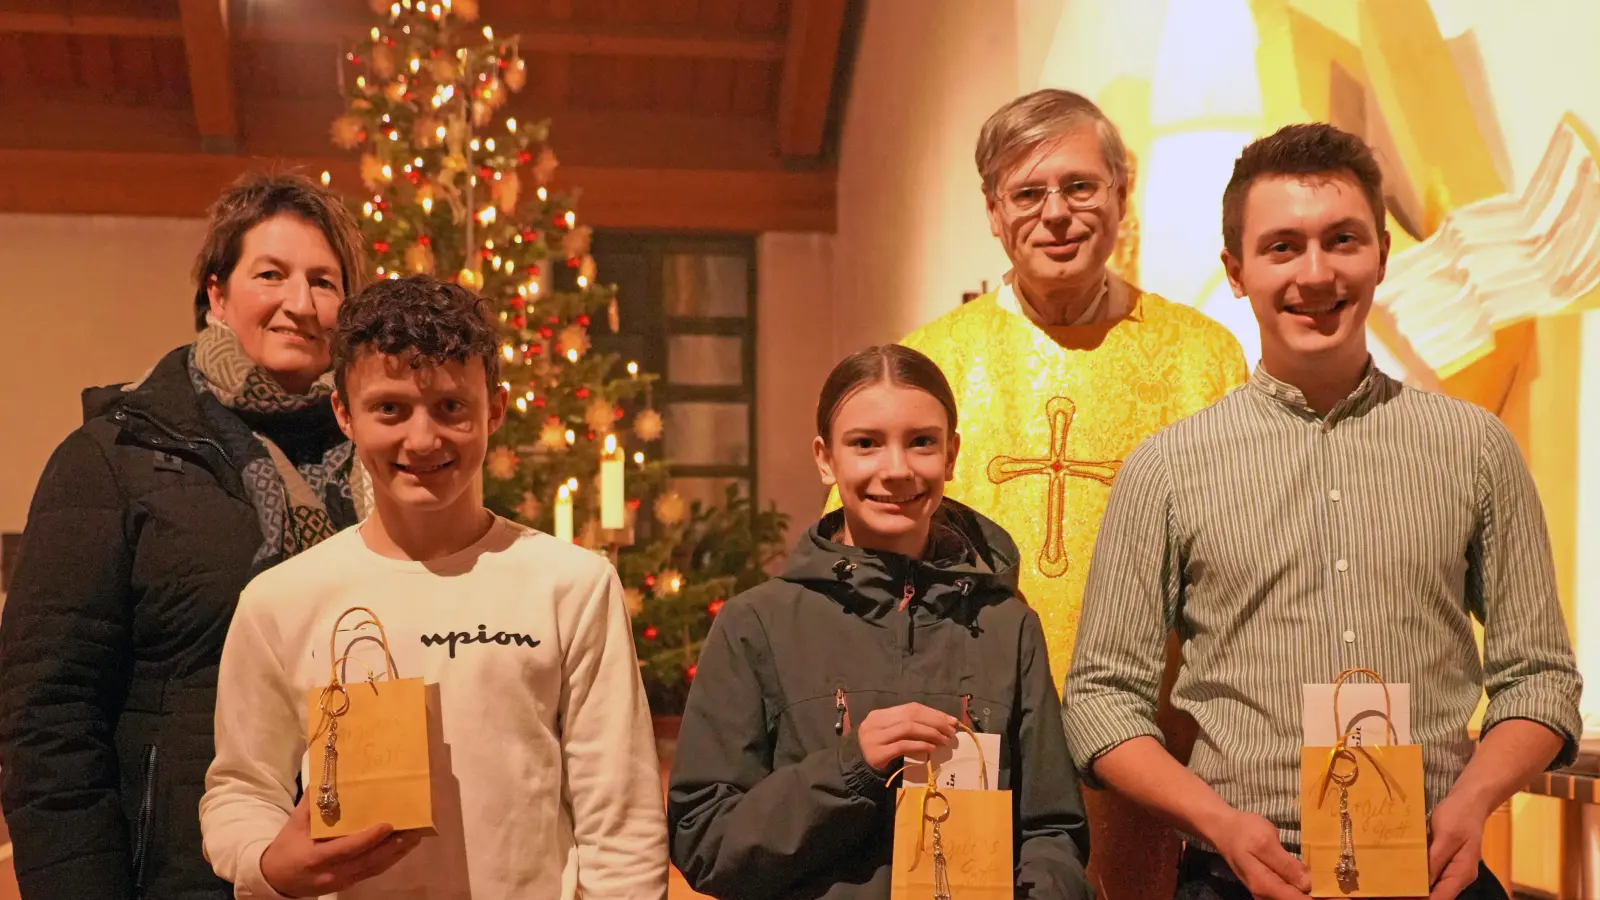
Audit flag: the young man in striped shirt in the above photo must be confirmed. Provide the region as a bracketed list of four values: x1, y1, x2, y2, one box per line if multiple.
[1063, 123, 1580, 900]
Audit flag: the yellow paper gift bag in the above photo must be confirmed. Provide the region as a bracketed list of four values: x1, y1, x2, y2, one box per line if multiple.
[1300, 668, 1427, 898]
[305, 606, 434, 840]
[889, 723, 1013, 900]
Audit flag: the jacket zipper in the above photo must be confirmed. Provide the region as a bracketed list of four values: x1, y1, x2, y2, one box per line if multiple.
[119, 408, 233, 467]
[132, 744, 158, 891]
[834, 686, 851, 736]
[902, 577, 916, 654]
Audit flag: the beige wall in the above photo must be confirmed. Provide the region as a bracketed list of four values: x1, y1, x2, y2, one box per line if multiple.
[755, 233, 837, 546]
[832, 0, 1021, 349]
[0, 214, 204, 537]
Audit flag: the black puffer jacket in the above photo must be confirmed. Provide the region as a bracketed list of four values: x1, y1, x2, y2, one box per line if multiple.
[0, 346, 344, 900]
[668, 500, 1091, 900]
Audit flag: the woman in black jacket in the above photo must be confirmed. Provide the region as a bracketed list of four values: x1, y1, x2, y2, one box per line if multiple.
[0, 173, 368, 899]
[668, 345, 1092, 900]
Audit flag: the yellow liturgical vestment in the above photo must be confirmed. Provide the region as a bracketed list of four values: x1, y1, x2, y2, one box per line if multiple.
[899, 279, 1246, 672]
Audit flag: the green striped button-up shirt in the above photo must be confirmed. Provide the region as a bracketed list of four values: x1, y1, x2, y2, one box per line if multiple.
[1062, 362, 1582, 848]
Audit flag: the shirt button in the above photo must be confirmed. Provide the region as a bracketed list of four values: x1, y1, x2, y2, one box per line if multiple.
[1343, 630, 1356, 644]
[1328, 489, 1342, 502]
[1335, 559, 1349, 572]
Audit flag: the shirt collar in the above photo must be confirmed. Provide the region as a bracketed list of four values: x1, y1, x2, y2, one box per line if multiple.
[1248, 357, 1387, 423]
[998, 274, 1127, 326]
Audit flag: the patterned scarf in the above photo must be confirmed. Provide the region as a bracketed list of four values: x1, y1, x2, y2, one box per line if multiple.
[188, 319, 370, 569]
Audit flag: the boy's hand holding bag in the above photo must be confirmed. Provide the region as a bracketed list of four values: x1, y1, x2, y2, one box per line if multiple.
[306, 606, 435, 839]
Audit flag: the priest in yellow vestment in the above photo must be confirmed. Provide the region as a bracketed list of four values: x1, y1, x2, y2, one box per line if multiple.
[844, 89, 1247, 900]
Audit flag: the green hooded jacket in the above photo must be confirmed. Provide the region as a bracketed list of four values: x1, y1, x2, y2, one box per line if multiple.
[668, 499, 1091, 899]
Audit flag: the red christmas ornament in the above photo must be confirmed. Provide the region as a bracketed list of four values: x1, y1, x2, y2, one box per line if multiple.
[372, 241, 390, 253]
[530, 345, 544, 356]
[575, 387, 590, 399]
[405, 169, 421, 185]
[418, 235, 431, 246]
[686, 664, 697, 682]
[643, 626, 658, 640]
[498, 58, 508, 69]
[613, 407, 624, 420]
[627, 498, 640, 510]
[518, 151, 532, 164]
[547, 315, 560, 324]
[644, 575, 656, 587]
[576, 314, 590, 326]
[478, 166, 494, 179]
[533, 398, 546, 407]
[586, 429, 595, 440]
[521, 229, 536, 242]
[707, 599, 725, 617]
[510, 315, 525, 329]
[553, 215, 567, 227]
[350, 55, 362, 65]
[508, 296, 524, 309]
[480, 248, 494, 260]
[538, 327, 553, 339]
[566, 257, 579, 268]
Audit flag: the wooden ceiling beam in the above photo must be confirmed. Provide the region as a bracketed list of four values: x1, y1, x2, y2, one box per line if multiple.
[176, 0, 238, 152]
[775, 0, 848, 159]
[0, 148, 835, 232]
[0, 10, 182, 38]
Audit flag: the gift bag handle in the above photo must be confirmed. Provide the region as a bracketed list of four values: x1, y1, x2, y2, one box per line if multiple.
[1316, 668, 1408, 809]
[326, 606, 400, 684]
[1329, 667, 1399, 746]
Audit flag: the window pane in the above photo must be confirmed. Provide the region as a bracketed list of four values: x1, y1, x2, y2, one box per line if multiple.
[669, 477, 748, 518]
[664, 402, 748, 465]
[667, 335, 743, 386]
[662, 254, 748, 317]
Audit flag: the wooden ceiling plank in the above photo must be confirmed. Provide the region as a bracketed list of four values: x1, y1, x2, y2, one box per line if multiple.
[0, 11, 183, 38]
[775, 0, 846, 158]
[0, 148, 836, 232]
[242, 19, 783, 61]
[74, 35, 119, 97]
[3, 9, 783, 61]
[176, 0, 237, 151]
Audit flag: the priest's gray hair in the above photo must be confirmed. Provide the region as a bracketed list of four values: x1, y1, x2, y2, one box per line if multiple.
[975, 89, 1129, 196]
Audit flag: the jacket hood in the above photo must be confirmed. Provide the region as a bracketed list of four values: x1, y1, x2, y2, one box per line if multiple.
[780, 497, 1022, 619]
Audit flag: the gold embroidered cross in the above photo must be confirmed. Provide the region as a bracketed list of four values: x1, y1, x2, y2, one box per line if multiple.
[986, 397, 1122, 578]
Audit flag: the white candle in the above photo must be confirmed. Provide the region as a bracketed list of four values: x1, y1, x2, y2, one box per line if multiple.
[554, 483, 574, 542]
[600, 434, 625, 530]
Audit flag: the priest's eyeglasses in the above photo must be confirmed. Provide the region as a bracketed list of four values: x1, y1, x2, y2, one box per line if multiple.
[997, 179, 1111, 217]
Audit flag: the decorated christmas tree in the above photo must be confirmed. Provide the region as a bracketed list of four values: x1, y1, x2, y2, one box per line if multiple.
[330, 0, 787, 713]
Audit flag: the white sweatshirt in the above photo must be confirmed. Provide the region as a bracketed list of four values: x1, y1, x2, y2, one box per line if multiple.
[200, 516, 667, 899]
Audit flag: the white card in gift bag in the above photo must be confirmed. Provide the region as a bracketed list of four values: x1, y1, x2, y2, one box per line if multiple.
[1303, 682, 1411, 746]
[902, 730, 1000, 790]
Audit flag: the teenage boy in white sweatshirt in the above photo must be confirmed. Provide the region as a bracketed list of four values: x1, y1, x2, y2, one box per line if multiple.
[199, 275, 667, 899]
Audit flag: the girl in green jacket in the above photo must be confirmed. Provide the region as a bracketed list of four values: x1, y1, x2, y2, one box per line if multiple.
[668, 344, 1092, 900]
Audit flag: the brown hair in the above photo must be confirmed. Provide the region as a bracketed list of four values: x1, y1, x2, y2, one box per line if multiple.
[191, 171, 368, 331]
[975, 89, 1129, 196]
[1222, 123, 1387, 258]
[331, 275, 500, 400]
[816, 345, 959, 441]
